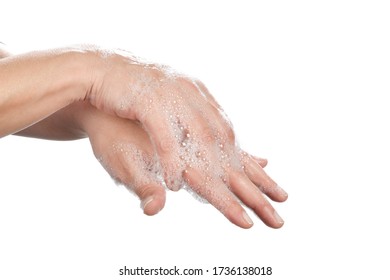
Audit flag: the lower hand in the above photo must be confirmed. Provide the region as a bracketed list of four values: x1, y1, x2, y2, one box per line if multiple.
[78, 101, 287, 228]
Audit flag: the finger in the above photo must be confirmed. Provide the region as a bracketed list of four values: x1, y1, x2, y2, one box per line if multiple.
[229, 170, 284, 229]
[239, 150, 268, 168]
[244, 156, 288, 202]
[250, 155, 268, 168]
[132, 183, 166, 216]
[142, 114, 184, 191]
[183, 167, 254, 229]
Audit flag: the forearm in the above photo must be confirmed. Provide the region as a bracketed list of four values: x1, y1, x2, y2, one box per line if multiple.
[14, 101, 130, 141]
[0, 48, 93, 137]
[14, 102, 88, 140]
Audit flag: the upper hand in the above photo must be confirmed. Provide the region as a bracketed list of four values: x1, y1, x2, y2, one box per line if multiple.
[86, 49, 288, 228]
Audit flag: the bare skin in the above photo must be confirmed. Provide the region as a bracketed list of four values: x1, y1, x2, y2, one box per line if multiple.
[0, 46, 287, 228]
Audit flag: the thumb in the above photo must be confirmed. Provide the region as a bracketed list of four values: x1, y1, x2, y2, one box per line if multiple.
[133, 183, 166, 216]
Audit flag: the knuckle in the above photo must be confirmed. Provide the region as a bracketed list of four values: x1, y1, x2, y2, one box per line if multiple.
[252, 202, 267, 214]
[157, 137, 174, 154]
[217, 126, 235, 146]
[194, 79, 206, 90]
[218, 114, 235, 143]
[161, 164, 183, 191]
[202, 128, 215, 143]
[178, 76, 199, 93]
[222, 200, 243, 219]
[226, 127, 235, 143]
[148, 66, 164, 80]
[135, 183, 158, 198]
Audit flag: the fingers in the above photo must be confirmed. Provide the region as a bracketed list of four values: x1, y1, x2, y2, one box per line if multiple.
[229, 171, 284, 229]
[129, 73, 286, 227]
[243, 156, 288, 202]
[183, 168, 254, 229]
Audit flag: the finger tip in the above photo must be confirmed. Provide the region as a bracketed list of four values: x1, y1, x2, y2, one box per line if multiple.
[143, 200, 164, 216]
[260, 207, 285, 229]
[251, 156, 268, 167]
[224, 206, 254, 229]
[142, 194, 166, 216]
[260, 159, 268, 168]
[240, 223, 254, 229]
[273, 194, 288, 203]
[271, 220, 285, 229]
[165, 179, 183, 192]
[264, 218, 284, 229]
[268, 224, 284, 230]
[273, 186, 288, 202]
[240, 211, 254, 229]
[271, 211, 285, 229]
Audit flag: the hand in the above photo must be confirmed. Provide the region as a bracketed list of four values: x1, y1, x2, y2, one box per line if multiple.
[78, 102, 282, 224]
[85, 49, 288, 228]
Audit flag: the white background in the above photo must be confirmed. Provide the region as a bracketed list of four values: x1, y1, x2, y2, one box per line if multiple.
[1, 1, 389, 279]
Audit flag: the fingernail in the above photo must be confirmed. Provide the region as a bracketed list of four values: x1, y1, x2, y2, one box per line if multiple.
[141, 196, 154, 211]
[277, 185, 288, 198]
[273, 210, 284, 225]
[242, 211, 254, 225]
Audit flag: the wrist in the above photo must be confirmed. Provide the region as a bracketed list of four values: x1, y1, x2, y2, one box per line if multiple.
[77, 46, 143, 118]
[57, 48, 97, 103]
[44, 46, 108, 104]
[70, 101, 112, 139]
[64, 101, 95, 136]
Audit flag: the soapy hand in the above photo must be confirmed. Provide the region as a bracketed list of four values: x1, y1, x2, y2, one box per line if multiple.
[82, 102, 283, 226]
[86, 49, 288, 228]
